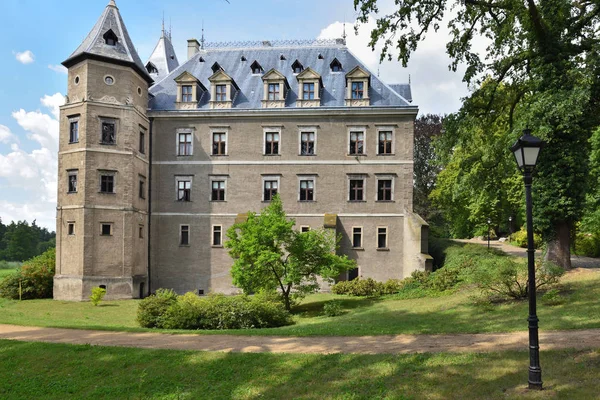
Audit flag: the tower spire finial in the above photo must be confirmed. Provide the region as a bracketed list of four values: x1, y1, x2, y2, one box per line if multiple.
[161, 11, 165, 37]
[108, 0, 117, 7]
[342, 18, 347, 44]
[201, 20, 206, 50]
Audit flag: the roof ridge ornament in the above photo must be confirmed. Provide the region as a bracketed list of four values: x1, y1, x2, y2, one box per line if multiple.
[108, 0, 117, 8]
[204, 39, 342, 50]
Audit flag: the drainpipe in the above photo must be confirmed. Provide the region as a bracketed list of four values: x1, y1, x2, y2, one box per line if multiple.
[147, 117, 154, 297]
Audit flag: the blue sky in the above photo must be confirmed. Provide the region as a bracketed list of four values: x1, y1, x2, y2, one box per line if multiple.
[0, 0, 470, 229]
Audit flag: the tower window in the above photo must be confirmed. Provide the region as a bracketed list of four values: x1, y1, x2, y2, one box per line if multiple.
[100, 174, 115, 193]
[139, 130, 146, 154]
[101, 121, 116, 144]
[212, 225, 222, 246]
[101, 223, 113, 236]
[67, 170, 78, 193]
[67, 222, 75, 236]
[103, 29, 118, 46]
[211, 180, 226, 201]
[139, 176, 146, 199]
[180, 225, 190, 246]
[69, 119, 79, 143]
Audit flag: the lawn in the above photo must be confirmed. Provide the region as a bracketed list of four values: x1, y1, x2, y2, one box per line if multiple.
[0, 269, 17, 281]
[1, 270, 599, 336]
[0, 339, 597, 399]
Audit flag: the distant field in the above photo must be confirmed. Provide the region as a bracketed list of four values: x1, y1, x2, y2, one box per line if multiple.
[0, 261, 20, 270]
[0, 269, 17, 281]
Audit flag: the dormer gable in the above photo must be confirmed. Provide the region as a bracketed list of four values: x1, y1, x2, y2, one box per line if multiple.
[291, 60, 304, 74]
[211, 62, 223, 73]
[208, 69, 238, 109]
[174, 71, 206, 110]
[296, 67, 323, 107]
[261, 68, 289, 108]
[103, 29, 118, 46]
[330, 58, 343, 72]
[345, 66, 371, 106]
[250, 60, 264, 74]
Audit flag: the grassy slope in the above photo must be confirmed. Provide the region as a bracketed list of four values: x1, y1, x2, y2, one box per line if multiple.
[0, 269, 17, 280]
[0, 340, 598, 400]
[1, 271, 599, 336]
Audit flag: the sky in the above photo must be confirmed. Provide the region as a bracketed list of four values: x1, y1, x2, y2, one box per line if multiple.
[0, 0, 473, 230]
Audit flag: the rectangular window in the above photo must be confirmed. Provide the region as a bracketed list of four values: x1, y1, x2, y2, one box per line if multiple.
[349, 179, 364, 201]
[265, 132, 280, 155]
[139, 225, 144, 239]
[211, 180, 226, 201]
[100, 174, 114, 193]
[303, 83, 315, 100]
[378, 131, 393, 154]
[349, 131, 364, 155]
[69, 120, 79, 143]
[212, 225, 222, 246]
[301, 226, 311, 233]
[180, 225, 189, 246]
[139, 131, 146, 154]
[67, 223, 75, 236]
[139, 177, 146, 199]
[182, 85, 193, 102]
[215, 84, 227, 101]
[300, 132, 315, 155]
[378, 227, 388, 249]
[67, 170, 78, 193]
[101, 121, 116, 144]
[299, 179, 314, 201]
[212, 132, 226, 155]
[352, 227, 362, 248]
[377, 179, 392, 201]
[101, 223, 112, 236]
[351, 81, 364, 99]
[178, 132, 192, 156]
[177, 179, 192, 202]
[268, 83, 280, 100]
[264, 180, 278, 201]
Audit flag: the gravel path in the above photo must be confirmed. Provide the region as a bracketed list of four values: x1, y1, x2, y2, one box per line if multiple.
[1, 324, 599, 354]
[454, 238, 600, 269]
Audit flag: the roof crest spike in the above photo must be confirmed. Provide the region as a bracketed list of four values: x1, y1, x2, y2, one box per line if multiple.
[108, 0, 117, 8]
[201, 20, 206, 50]
[161, 11, 165, 37]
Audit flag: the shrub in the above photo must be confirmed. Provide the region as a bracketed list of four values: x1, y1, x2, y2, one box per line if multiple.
[427, 267, 461, 292]
[510, 227, 542, 249]
[382, 279, 403, 295]
[323, 300, 343, 317]
[90, 287, 106, 306]
[331, 278, 383, 297]
[541, 288, 563, 306]
[0, 248, 55, 300]
[138, 290, 293, 330]
[137, 288, 178, 328]
[574, 232, 600, 257]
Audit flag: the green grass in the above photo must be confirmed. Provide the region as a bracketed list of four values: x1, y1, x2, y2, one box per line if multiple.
[0, 269, 17, 281]
[1, 271, 599, 336]
[0, 340, 598, 399]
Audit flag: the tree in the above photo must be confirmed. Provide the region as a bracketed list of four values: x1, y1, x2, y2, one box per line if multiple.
[225, 195, 356, 310]
[354, 0, 600, 268]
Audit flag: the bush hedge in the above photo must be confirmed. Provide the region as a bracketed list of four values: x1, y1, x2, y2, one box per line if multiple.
[509, 227, 542, 249]
[0, 248, 55, 300]
[137, 290, 293, 330]
[574, 232, 600, 258]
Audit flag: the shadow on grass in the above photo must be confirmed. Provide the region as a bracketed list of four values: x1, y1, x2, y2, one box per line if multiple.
[0, 339, 598, 399]
[292, 297, 383, 319]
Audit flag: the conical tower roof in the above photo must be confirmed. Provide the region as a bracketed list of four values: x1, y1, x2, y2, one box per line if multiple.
[145, 28, 180, 84]
[62, 0, 152, 84]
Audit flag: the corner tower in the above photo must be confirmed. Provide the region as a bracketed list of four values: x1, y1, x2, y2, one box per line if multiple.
[55, 0, 153, 300]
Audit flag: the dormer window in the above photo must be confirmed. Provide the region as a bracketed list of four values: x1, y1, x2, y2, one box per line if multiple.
[345, 66, 371, 106]
[174, 71, 206, 110]
[208, 69, 238, 109]
[292, 60, 304, 74]
[251, 61, 263, 75]
[241, 56, 247, 62]
[296, 67, 322, 107]
[211, 62, 223, 73]
[103, 30, 118, 46]
[261, 68, 289, 108]
[182, 85, 193, 102]
[330, 58, 342, 72]
[146, 62, 158, 74]
[352, 82, 364, 99]
[280, 54, 286, 61]
[215, 85, 227, 101]
[268, 83, 280, 100]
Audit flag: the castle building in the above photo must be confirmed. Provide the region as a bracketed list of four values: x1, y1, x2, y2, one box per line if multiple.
[54, 1, 431, 301]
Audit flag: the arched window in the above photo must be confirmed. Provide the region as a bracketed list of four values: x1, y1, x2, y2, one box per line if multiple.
[103, 29, 118, 46]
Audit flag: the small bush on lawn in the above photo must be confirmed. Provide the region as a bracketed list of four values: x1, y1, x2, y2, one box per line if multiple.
[323, 300, 343, 317]
[574, 232, 600, 257]
[510, 227, 542, 249]
[90, 287, 106, 306]
[541, 288, 563, 306]
[137, 288, 178, 328]
[138, 290, 293, 330]
[0, 248, 55, 300]
[331, 278, 383, 297]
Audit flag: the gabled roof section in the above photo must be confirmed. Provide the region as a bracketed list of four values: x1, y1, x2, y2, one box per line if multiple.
[62, 1, 152, 84]
[296, 67, 321, 81]
[389, 84, 413, 103]
[208, 69, 240, 90]
[345, 65, 370, 79]
[174, 71, 207, 91]
[262, 68, 290, 89]
[146, 28, 180, 84]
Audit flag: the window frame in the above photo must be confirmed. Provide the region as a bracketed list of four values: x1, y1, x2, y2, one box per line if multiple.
[262, 175, 280, 202]
[264, 127, 282, 155]
[377, 226, 389, 250]
[376, 127, 395, 155]
[215, 84, 227, 102]
[139, 175, 146, 200]
[348, 127, 366, 156]
[67, 222, 75, 236]
[299, 127, 317, 156]
[139, 225, 144, 239]
[139, 128, 146, 155]
[348, 175, 366, 202]
[212, 225, 223, 247]
[181, 85, 193, 102]
[98, 171, 116, 194]
[376, 176, 395, 202]
[67, 169, 78, 193]
[175, 176, 193, 202]
[300, 226, 311, 233]
[210, 176, 227, 202]
[302, 82, 315, 100]
[100, 118, 117, 145]
[68, 116, 79, 144]
[352, 226, 363, 249]
[100, 223, 113, 236]
[298, 176, 316, 202]
[268, 83, 280, 101]
[176, 129, 193, 156]
[351, 81, 364, 99]
[180, 225, 190, 246]
[211, 131, 227, 156]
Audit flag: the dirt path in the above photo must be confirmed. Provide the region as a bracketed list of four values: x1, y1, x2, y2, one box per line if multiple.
[1, 324, 599, 354]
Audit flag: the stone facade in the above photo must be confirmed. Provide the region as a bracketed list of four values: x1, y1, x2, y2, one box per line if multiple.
[54, 1, 431, 301]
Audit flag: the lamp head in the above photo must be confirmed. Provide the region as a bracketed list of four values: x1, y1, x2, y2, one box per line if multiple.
[510, 129, 544, 172]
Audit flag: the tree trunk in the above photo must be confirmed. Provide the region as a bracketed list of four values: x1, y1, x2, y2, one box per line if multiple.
[545, 221, 572, 270]
[283, 292, 291, 311]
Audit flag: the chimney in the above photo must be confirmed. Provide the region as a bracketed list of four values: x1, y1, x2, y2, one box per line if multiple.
[187, 39, 200, 60]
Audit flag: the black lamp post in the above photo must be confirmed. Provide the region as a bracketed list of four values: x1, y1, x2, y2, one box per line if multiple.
[509, 216, 513, 235]
[487, 218, 491, 249]
[510, 128, 544, 390]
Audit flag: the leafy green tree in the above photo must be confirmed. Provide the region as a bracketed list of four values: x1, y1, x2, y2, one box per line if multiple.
[225, 195, 356, 311]
[354, 0, 600, 268]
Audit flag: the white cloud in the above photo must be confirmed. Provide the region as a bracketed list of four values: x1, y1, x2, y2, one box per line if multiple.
[48, 64, 68, 74]
[14, 50, 35, 64]
[0, 94, 62, 230]
[0, 125, 17, 144]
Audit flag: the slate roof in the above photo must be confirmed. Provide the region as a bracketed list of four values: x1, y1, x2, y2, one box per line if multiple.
[145, 31, 180, 83]
[62, 0, 152, 84]
[149, 40, 414, 111]
[389, 84, 412, 103]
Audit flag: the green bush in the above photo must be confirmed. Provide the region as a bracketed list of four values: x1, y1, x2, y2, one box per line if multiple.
[510, 227, 542, 249]
[137, 288, 178, 328]
[90, 287, 106, 306]
[331, 278, 383, 297]
[382, 279, 403, 295]
[0, 248, 55, 300]
[427, 267, 461, 292]
[323, 300, 343, 317]
[574, 232, 600, 257]
[138, 290, 293, 330]
[541, 288, 563, 306]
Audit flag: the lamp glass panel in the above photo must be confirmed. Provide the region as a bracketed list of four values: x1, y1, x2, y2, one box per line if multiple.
[523, 147, 540, 167]
[513, 148, 524, 168]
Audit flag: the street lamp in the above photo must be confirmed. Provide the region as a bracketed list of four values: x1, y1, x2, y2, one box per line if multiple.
[510, 128, 544, 390]
[487, 218, 491, 249]
[509, 216, 513, 235]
